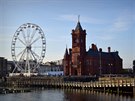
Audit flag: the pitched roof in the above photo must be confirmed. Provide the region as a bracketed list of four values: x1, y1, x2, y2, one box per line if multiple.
[75, 21, 83, 31]
[87, 49, 99, 57]
[87, 48, 121, 59]
[64, 47, 68, 57]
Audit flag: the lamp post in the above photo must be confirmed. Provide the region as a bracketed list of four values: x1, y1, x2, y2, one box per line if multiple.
[99, 52, 102, 76]
[108, 63, 113, 77]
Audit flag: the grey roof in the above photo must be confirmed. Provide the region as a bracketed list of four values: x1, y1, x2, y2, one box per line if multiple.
[75, 21, 83, 31]
[87, 49, 99, 57]
[87, 48, 121, 59]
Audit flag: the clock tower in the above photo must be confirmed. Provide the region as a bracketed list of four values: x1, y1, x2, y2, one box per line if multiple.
[64, 17, 123, 76]
[71, 19, 86, 75]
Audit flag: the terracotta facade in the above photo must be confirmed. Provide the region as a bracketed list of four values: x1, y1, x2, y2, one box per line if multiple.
[63, 21, 123, 76]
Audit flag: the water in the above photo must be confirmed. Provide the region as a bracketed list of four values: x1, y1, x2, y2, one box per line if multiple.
[0, 89, 135, 101]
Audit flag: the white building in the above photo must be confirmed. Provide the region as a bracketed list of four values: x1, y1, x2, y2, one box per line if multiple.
[38, 62, 63, 76]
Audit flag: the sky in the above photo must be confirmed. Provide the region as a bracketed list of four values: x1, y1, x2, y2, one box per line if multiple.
[0, 0, 135, 68]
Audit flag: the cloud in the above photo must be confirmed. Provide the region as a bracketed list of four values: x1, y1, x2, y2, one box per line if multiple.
[59, 14, 76, 22]
[111, 16, 133, 32]
[95, 11, 134, 41]
[96, 34, 114, 41]
[110, 10, 134, 33]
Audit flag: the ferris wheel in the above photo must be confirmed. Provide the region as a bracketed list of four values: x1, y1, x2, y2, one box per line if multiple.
[11, 23, 46, 75]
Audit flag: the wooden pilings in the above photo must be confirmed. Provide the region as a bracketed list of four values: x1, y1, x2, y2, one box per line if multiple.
[5, 76, 135, 95]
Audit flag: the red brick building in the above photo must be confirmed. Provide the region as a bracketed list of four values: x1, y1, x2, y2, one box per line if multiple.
[63, 21, 123, 76]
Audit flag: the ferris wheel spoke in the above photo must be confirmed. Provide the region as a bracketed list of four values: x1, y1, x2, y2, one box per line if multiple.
[32, 46, 42, 48]
[30, 49, 40, 60]
[18, 37, 26, 46]
[18, 48, 27, 62]
[16, 46, 25, 48]
[27, 27, 31, 43]
[28, 49, 34, 61]
[29, 50, 37, 61]
[21, 30, 27, 44]
[29, 29, 37, 44]
[30, 53, 35, 61]
[16, 48, 26, 58]
[30, 36, 40, 45]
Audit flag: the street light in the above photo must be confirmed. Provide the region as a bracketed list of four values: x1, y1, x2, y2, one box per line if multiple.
[99, 52, 102, 76]
[108, 63, 113, 77]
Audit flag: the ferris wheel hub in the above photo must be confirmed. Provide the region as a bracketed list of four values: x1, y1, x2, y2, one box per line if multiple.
[26, 45, 31, 50]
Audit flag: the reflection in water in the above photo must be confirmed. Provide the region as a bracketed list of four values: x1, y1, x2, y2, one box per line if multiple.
[63, 89, 135, 101]
[0, 89, 135, 101]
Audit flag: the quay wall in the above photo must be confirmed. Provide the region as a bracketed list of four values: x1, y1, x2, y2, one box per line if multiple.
[5, 76, 135, 95]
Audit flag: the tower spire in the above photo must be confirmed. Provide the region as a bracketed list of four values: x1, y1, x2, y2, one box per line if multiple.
[78, 15, 80, 22]
[64, 45, 68, 57]
[75, 15, 83, 31]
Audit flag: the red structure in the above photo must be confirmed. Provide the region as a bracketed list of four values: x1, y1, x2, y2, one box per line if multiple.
[63, 21, 123, 76]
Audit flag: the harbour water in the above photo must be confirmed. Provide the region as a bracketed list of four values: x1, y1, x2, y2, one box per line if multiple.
[0, 89, 135, 101]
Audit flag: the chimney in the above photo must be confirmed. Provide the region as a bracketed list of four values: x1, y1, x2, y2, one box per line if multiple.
[108, 47, 111, 52]
[99, 48, 102, 52]
[91, 44, 98, 51]
[69, 48, 72, 55]
[92, 44, 95, 50]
